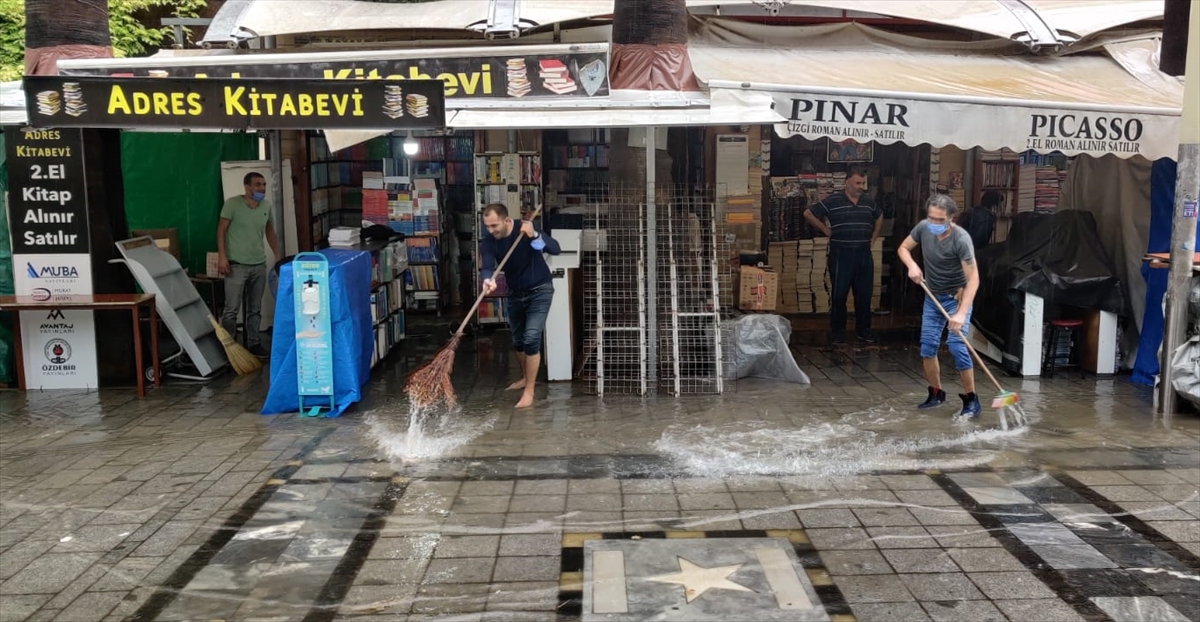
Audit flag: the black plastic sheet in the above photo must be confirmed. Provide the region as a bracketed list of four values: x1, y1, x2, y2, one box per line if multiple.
[972, 210, 1126, 350]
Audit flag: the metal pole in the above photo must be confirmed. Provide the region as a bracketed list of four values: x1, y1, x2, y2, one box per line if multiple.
[269, 131, 285, 253]
[645, 126, 658, 393]
[1158, 0, 1200, 414]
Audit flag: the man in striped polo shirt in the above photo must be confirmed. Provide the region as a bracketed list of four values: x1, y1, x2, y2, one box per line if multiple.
[803, 167, 883, 344]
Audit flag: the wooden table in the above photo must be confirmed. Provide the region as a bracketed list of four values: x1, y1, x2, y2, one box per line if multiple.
[0, 294, 160, 398]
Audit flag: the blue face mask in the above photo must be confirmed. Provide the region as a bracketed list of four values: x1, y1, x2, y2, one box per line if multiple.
[251, 191, 265, 202]
[928, 223, 948, 236]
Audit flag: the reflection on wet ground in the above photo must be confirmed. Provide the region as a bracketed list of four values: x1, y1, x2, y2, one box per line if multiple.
[1, 321, 1198, 621]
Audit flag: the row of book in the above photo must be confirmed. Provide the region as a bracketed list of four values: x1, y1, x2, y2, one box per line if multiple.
[371, 311, 405, 369]
[769, 238, 884, 314]
[405, 264, 441, 291]
[544, 145, 610, 169]
[370, 280, 404, 326]
[475, 154, 542, 185]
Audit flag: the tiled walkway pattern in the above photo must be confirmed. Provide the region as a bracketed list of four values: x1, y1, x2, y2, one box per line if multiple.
[2, 331, 1198, 621]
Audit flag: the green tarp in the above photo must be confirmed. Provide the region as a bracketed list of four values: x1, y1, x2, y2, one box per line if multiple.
[121, 132, 260, 276]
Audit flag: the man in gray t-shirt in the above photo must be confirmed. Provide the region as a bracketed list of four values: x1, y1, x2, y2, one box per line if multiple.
[898, 194, 982, 418]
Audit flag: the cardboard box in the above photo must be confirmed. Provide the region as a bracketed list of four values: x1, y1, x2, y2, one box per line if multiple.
[132, 228, 181, 261]
[738, 266, 778, 311]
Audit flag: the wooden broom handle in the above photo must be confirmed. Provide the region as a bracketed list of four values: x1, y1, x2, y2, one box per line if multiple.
[918, 279, 1005, 393]
[454, 204, 544, 336]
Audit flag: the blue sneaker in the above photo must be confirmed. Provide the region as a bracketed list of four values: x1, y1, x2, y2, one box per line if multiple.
[918, 387, 946, 409]
[959, 393, 982, 418]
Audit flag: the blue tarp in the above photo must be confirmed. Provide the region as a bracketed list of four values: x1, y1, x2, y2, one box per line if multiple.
[1132, 159, 1199, 386]
[262, 248, 373, 416]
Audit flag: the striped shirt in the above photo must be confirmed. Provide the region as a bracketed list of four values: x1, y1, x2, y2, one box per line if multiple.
[809, 192, 882, 248]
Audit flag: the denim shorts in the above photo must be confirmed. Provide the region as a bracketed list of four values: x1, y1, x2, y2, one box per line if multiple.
[506, 284, 554, 355]
[921, 292, 974, 371]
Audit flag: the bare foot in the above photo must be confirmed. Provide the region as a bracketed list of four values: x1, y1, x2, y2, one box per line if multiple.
[515, 394, 534, 408]
[506, 379, 526, 391]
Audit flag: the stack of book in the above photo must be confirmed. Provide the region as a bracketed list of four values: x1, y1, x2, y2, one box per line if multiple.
[1035, 166, 1061, 212]
[769, 241, 799, 314]
[328, 227, 360, 247]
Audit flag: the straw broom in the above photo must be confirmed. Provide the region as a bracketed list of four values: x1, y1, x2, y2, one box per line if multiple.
[406, 205, 543, 410]
[918, 280, 1029, 430]
[208, 316, 263, 375]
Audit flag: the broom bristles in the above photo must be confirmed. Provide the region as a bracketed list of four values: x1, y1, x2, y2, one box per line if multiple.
[208, 316, 262, 375]
[405, 334, 462, 410]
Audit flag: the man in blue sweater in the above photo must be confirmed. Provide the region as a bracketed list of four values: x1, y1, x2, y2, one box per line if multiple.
[480, 203, 561, 408]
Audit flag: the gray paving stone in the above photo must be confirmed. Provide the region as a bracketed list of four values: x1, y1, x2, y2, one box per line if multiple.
[993, 598, 1086, 621]
[805, 527, 876, 550]
[422, 558, 496, 584]
[498, 534, 560, 557]
[491, 556, 559, 582]
[945, 547, 1026, 572]
[1091, 596, 1191, 622]
[567, 479, 620, 495]
[1146, 520, 1200, 542]
[434, 536, 501, 558]
[677, 493, 737, 511]
[797, 508, 860, 528]
[0, 594, 52, 622]
[1115, 470, 1187, 485]
[460, 481, 515, 496]
[854, 508, 919, 527]
[1, 552, 102, 594]
[357, 559, 430, 586]
[920, 599, 1005, 622]
[851, 602, 932, 622]
[1090, 485, 1163, 502]
[967, 571, 1058, 600]
[507, 495, 566, 513]
[566, 493, 621, 512]
[820, 549, 894, 575]
[833, 574, 914, 602]
[369, 536, 439, 560]
[54, 590, 128, 621]
[867, 526, 939, 549]
[879, 475, 940, 490]
[881, 549, 959, 574]
[0, 540, 56, 580]
[410, 583, 491, 614]
[131, 521, 202, 557]
[52, 524, 139, 554]
[672, 478, 729, 494]
[453, 495, 512, 514]
[899, 572, 984, 600]
[513, 480, 567, 496]
[484, 581, 558, 611]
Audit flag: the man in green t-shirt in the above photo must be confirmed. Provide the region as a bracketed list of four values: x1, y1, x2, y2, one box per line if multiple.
[217, 172, 280, 359]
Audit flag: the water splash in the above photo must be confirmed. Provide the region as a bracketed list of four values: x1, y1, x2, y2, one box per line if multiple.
[653, 414, 1028, 477]
[366, 404, 493, 463]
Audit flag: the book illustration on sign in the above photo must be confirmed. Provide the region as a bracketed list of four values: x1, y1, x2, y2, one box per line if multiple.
[506, 58, 531, 97]
[578, 59, 607, 96]
[63, 83, 88, 117]
[405, 93, 430, 118]
[538, 59, 577, 95]
[383, 85, 405, 119]
[36, 91, 62, 116]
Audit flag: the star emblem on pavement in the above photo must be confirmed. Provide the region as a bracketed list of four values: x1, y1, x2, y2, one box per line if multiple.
[646, 557, 754, 603]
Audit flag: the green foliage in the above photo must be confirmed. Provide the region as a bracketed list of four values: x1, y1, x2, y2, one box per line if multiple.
[0, 0, 206, 81]
[0, 0, 22, 81]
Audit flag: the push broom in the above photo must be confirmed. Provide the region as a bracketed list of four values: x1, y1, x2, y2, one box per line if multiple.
[918, 280, 1029, 430]
[405, 205, 544, 411]
[208, 316, 263, 375]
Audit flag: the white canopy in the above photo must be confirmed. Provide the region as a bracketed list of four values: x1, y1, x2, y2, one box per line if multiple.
[689, 20, 1183, 160]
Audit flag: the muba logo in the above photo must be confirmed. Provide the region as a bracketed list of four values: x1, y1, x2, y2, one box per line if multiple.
[26, 262, 80, 279]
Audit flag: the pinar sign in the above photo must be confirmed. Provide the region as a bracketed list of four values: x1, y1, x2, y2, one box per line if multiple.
[22, 76, 446, 130]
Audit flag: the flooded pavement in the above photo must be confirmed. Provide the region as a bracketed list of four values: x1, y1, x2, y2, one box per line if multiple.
[1, 322, 1198, 622]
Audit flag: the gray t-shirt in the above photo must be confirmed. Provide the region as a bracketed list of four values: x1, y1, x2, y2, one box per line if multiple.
[910, 220, 975, 294]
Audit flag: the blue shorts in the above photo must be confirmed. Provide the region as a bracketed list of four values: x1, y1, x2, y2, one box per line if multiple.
[506, 284, 554, 356]
[921, 292, 973, 371]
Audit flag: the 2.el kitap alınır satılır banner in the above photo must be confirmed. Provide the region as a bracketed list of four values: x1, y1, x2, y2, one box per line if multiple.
[22, 76, 447, 130]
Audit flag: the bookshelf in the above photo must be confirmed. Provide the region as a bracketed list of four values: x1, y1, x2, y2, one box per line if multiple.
[544, 128, 610, 207]
[473, 130, 544, 326]
[974, 149, 1069, 243]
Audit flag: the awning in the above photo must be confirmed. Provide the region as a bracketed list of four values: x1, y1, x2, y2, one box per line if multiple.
[324, 88, 781, 152]
[204, 0, 614, 42]
[687, 0, 1163, 50]
[690, 19, 1183, 160]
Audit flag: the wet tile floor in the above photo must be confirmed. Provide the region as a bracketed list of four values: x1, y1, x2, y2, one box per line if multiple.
[1, 321, 1198, 621]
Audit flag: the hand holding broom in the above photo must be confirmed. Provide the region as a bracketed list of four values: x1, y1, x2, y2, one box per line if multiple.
[405, 204, 545, 410]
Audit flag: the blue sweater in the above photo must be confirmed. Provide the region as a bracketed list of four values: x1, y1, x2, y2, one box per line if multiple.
[480, 224, 561, 293]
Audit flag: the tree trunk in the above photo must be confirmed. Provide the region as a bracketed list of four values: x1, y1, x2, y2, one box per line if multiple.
[608, 0, 699, 194]
[24, 0, 112, 75]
